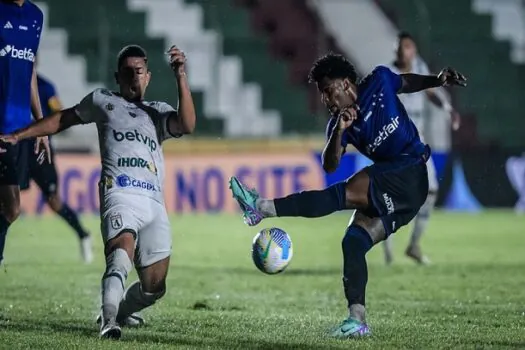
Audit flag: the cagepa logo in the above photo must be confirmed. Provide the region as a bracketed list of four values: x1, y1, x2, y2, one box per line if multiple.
[367, 116, 400, 154]
[116, 174, 159, 192]
[0, 45, 35, 62]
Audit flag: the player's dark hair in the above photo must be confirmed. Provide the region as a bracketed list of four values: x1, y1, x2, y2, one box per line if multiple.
[117, 45, 148, 69]
[397, 31, 415, 44]
[308, 53, 358, 85]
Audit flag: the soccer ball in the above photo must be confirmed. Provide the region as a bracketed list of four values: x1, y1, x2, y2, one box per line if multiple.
[251, 228, 293, 274]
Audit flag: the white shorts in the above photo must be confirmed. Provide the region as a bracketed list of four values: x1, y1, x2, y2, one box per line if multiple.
[426, 156, 438, 192]
[100, 191, 172, 268]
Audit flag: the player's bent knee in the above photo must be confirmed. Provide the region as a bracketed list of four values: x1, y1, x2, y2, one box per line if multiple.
[344, 171, 371, 210]
[4, 207, 20, 224]
[138, 257, 170, 294]
[104, 230, 136, 258]
[341, 225, 374, 258]
[46, 194, 62, 212]
[350, 211, 386, 244]
[142, 279, 167, 297]
[139, 286, 166, 307]
[103, 248, 133, 285]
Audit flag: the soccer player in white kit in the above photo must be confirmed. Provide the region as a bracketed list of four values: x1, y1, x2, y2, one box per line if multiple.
[383, 32, 461, 265]
[0, 44, 196, 339]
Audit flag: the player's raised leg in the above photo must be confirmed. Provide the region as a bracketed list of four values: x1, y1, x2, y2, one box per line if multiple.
[229, 169, 370, 226]
[405, 156, 438, 264]
[231, 168, 374, 338]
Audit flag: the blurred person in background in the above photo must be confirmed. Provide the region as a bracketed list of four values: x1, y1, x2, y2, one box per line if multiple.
[383, 32, 461, 265]
[20, 59, 93, 263]
[505, 153, 525, 214]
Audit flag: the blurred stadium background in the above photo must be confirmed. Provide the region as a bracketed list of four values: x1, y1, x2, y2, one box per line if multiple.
[22, 0, 524, 214]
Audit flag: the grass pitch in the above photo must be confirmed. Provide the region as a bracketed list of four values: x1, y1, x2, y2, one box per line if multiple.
[0, 210, 524, 349]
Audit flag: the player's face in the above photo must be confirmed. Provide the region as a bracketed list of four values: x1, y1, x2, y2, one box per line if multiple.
[116, 57, 151, 101]
[397, 38, 417, 64]
[317, 77, 357, 116]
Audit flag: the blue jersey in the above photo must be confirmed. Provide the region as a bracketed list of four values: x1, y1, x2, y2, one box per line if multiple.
[37, 75, 58, 117]
[326, 66, 426, 162]
[0, 1, 43, 133]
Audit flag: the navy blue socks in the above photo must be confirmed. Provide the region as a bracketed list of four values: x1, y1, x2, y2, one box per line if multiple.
[57, 204, 89, 239]
[274, 182, 347, 218]
[342, 224, 374, 307]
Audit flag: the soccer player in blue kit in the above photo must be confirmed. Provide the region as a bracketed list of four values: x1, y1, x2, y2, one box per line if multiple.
[0, 0, 50, 265]
[229, 53, 466, 337]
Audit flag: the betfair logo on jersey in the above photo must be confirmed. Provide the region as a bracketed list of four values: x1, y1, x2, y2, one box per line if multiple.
[113, 129, 157, 152]
[0, 45, 35, 62]
[366, 116, 400, 154]
[117, 157, 157, 174]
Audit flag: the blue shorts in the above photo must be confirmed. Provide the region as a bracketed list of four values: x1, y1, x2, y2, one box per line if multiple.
[0, 139, 30, 188]
[363, 155, 429, 236]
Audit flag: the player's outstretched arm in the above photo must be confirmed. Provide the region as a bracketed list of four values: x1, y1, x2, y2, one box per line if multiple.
[399, 67, 467, 94]
[167, 45, 196, 135]
[1, 108, 83, 144]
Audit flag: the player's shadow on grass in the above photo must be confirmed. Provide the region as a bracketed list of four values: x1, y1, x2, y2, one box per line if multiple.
[1, 317, 94, 338]
[125, 331, 338, 350]
[6, 317, 525, 349]
[2, 317, 336, 350]
[178, 265, 341, 277]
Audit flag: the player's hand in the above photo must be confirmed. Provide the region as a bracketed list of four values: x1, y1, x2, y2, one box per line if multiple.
[35, 136, 51, 164]
[336, 105, 358, 131]
[167, 45, 187, 77]
[438, 67, 467, 87]
[451, 110, 461, 131]
[0, 134, 18, 153]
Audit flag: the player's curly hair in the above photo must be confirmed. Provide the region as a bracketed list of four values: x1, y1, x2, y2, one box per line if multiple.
[117, 45, 148, 69]
[308, 53, 358, 84]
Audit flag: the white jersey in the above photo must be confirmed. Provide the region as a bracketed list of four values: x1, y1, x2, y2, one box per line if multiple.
[387, 58, 430, 131]
[75, 88, 180, 204]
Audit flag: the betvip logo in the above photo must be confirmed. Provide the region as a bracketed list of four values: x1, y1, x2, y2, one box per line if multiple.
[3, 21, 13, 29]
[0, 45, 35, 62]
